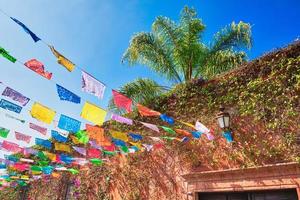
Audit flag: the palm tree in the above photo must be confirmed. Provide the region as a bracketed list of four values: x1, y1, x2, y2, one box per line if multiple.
[110, 6, 252, 110]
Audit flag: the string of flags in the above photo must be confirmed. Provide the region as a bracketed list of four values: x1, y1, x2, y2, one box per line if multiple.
[0, 9, 234, 188]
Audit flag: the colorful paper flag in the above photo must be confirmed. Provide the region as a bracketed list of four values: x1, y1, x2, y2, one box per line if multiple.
[161, 126, 176, 135]
[2, 87, 30, 106]
[75, 130, 89, 144]
[86, 124, 109, 146]
[0, 46, 17, 63]
[13, 163, 29, 172]
[0, 99, 22, 113]
[24, 59, 52, 80]
[129, 133, 143, 141]
[136, 104, 160, 117]
[112, 90, 132, 112]
[2, 141, 22, 153]
[102, 144, 116, 152]
[175, 129, 192, 137]
[179, 121, 195, 129]
[81, 101, 106, 125]
[191, 131, 202, 139]
[206, 133, 214, 140]
[29, 123, 47, 135]
[90, 158, 103, 166]
[160, 114, 174, 125]
[49, 46, 75, 72]
[0, 127, 10, 138]
[81, 71, 105, 99]
[111, 131, 128, 142]
[56, 84, 80, 104]
[112, 138, 126, 147]
[54, 143, 71, 153]
[195, 121, 210, 133]
[58, 114, 81, 133]
[87, 148, 101, 158]
[10, 17, 41, 42]
[51, 130, 68, 143]
[30, 102, 56, 124]
[111, 113, 133, 125]
[35, 138, 52, 150]
[223, 131, 233, 142]
[72, 146, 86, 156]
[15, 132, 31, 144]
[140, 122, 160, 133]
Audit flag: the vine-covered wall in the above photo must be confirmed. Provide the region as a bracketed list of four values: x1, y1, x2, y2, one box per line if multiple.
[2, 42, 300, 200]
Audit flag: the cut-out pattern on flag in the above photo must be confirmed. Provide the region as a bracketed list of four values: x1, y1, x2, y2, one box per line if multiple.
[82, 71, 105, 99]
[112, 90, 132, 113]
[15, 132, 31, 144]
[35, 138, 52, 150]
[10, 17, 41, 42]
[86, 124, 110, 146]
[56, 84, 80, 104]
[49, 46, 75, 72]
[54, 143, 71, 153]
[24, 59, 52, 80]
[140, 122, 160, 133]
[0, 46, 17, 63]
[30, 102, 56, 124]
[0, 99, 22, 113]
[111, 113, 133, 125]
[2, 87, 30, 106]
[81, 102, 106, 125]
[72, 146, 86, 156]
[0, 127, 10, 138]
[58, 114, 81, 133]
[2, 141, 22, 153]
[29, 123, 47, 136]
[51, 130, 68, 143]
[137, 104, 160, 117]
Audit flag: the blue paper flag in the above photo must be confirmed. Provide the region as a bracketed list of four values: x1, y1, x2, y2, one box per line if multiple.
[10, 17, 41, 42]
[56, 84, 81, 104]
[35, 138, 52, 150]
[129, 133, 143, 141]
[160, 114, 174, 125]
[60, 154, 73, 164]
[112, 138, 126, 147]
[223, 131, 233, 143]
[42, 166, 54, 175]
[58, 114, 81, 133]
[0, 99, 22, 113]
[51, 130, 68, 143]
[191, 131, 203, 139]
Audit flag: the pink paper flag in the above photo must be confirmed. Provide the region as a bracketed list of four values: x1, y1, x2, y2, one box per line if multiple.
[29, 123, 47, 135]
[15, 132, 32, 144]
[2, 141, 22, 153]
[111, 113, 133, 125]
[112, 90, 132, 113]
[140, 122, 160, 133]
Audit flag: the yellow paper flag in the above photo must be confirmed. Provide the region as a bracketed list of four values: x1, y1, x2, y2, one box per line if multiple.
[81, 101, 107, 125]
[179, 121, 195, 129]
[129, 142, 142, 149]
[49, 45, 75, 72]
[44, 151, 56, 162]
[111, 131, 128, 142]
[30, 102, 56, 124]
[54, 143, 71, 153]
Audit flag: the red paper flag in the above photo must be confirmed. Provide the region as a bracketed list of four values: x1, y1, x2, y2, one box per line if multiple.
[24, 59, 52, 80]
[15, 131, 32, 143]
[2, 140, 23, 153]
[102, 144, 116, 152]
[175, 129, 192, 137]
[13, 163, 29, 171]
[137, 104, 161, 117]
[87, 148, 101, 158]
[112, 90, 132, 112]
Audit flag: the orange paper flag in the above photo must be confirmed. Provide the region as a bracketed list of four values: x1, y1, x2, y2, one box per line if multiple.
[175, 129, 192, 137]
[86, 124, 111, 146]
[137, 104, 161, 117]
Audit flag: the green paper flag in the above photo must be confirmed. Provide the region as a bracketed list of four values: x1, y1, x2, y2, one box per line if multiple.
[68, 168, 79, 175]
[161, 136, 176, 141]
[0, 127, 10, 138]
[120, 146, 129, 153]
[103, 150, 117, 156]
[37, 151, 48, 161]
[0, 46, 17, 63]
[161, 126, 176, 135]
[38, 160, 49, 166]
[75, 130, 89, 144]
[90, 158, 103, 166]
[31, 165, 42, 172]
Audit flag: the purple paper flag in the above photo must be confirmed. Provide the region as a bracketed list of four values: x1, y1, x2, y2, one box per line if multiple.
[111, 113, 133, 125]
[140, 122, 160, 133]
[206, 133, 214, 140]
[2, 87, 30, 106]
[81, 71, 106, 99]
[72, 146, 86, 156]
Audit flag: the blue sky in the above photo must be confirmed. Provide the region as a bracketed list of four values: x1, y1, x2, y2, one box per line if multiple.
[0, 0, 299, 151]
